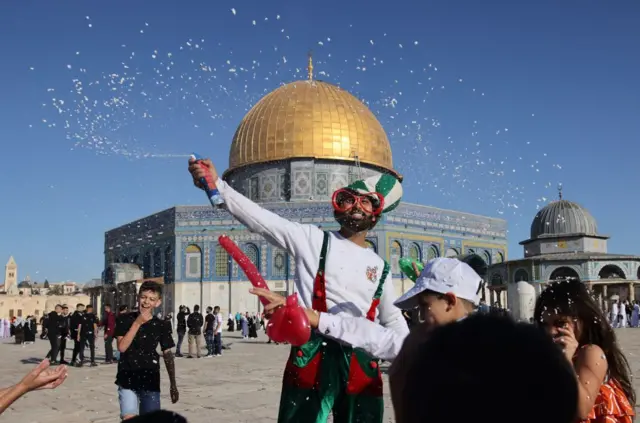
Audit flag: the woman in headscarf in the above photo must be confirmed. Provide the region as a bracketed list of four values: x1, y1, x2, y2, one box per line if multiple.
[241, 313, 248, 338]
[227, 313, 234, 332]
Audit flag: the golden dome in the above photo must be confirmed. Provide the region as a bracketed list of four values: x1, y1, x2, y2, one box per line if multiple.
[227, 80, 394, 173]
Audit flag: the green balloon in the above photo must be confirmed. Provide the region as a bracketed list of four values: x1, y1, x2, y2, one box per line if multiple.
[399, 258, 424, 282]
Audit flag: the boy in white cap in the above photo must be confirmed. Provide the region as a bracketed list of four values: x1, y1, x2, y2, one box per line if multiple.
[304, 257, 484, 361]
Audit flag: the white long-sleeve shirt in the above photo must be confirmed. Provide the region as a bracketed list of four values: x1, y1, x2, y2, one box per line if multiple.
[216, 178, 409, 346]
[318, 312, 408, 361]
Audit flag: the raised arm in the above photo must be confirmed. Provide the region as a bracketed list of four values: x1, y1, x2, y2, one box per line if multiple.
[189, 159, 320, 256]
[216, 178, 319, 255]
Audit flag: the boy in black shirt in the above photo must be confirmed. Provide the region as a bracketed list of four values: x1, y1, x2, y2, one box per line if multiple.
[186, 305, 203, 359]
[70, 303, 85, 366]
[81, 305, 98, 367]
[175, 306, 188, 357]
[204, 307, 214, 358]
[115, 281, 179, 420]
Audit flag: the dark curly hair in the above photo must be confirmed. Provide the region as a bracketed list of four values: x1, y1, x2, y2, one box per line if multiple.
[533, 279, 635, 406]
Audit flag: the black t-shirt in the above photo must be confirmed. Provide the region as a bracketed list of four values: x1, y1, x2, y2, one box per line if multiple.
[204, 314, 214, 333]
[70, 311, 83, 337]
[176, 311, 187, 333]
[187, 313, 203, 335]
[114, 312, 175, 392]
[46, 312, 61, 335]
[81, 313, 98, 336]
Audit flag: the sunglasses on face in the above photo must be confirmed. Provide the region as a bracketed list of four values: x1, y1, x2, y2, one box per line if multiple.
[332, 189, 384, 215]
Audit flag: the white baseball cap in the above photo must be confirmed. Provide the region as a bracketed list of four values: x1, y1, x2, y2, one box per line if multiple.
[394, 257, 484, 309]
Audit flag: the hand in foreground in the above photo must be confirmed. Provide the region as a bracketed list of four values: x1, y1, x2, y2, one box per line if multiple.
[19, 360, 68, 392]
[554, 323, 579, 361]
[249, 288, 285, 318]
[188, 157, 219, 189]
[170, 384, 179, 404]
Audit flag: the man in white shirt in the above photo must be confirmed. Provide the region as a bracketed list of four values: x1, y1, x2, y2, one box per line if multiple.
[212, 306, 223, 356]
[189, 158, 408, 423]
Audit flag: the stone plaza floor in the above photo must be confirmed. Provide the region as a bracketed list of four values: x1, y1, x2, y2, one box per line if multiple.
[1, 329, 639, 422]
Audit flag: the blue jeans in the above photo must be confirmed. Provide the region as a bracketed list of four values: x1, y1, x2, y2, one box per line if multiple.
[176, 331, 185, 355]
[213, 333, 222, 355]
[205, 332, 214, 355]
[118, 386, 160, 418]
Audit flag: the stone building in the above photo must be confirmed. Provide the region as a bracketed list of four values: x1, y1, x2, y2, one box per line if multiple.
[487, 190, 640, 320]
[103, 64, 508, 318]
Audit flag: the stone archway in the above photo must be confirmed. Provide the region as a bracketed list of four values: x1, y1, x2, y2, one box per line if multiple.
[598, 264, 626, 279]
[549, 266, 580, 281]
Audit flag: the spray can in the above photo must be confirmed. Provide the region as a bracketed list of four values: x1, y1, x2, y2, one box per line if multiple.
[190, 153, 224, 207]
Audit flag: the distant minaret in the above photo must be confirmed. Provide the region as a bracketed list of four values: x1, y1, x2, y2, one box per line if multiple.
[4, 256, 17, 292]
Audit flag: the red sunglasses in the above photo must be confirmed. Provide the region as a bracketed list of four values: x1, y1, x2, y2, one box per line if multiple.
[332, 189, 384, 216]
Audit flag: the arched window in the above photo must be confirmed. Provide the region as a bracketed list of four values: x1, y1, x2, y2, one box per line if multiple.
[215, 245, 229, 277]
[390, 241, 402, 274]
[364, 240, 377, 252]
[495, 252, 505, 263]
[427, 245, 439, 260]
[483, 250, 492, 266]
[514, 269, 529, 282]
[598, 265, 626, 279]
[122, 256, 130, 264]
[143, 252, 151, 278]
[185, 245, 202, 278]
[549, 267, 579, 281]
[272, 249, 288, 278]
[153, 248, 162, 277]
[445, 248, 459, 258]
[243, 244, 260, 272]
[163, 246, 173, 282]
[409, 243, 421, 261]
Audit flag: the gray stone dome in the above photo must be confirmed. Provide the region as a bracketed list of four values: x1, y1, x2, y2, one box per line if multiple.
[530, 199, 598, 239]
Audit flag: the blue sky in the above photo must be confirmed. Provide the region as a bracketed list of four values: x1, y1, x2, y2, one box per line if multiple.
[0, 0, 638, 282]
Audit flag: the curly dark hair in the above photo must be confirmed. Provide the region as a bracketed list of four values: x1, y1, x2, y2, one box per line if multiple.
[533, 279, 635, 406]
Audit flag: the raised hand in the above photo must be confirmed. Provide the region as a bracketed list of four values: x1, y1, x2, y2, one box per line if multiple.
[19, 360, 68, 392]
[188, 157, 219, 190]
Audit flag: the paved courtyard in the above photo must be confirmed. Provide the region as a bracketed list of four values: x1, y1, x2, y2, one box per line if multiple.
[1, 329, 639, 422]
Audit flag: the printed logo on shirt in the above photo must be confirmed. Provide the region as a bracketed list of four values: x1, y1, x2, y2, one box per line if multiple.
[366, 266, 379, 283]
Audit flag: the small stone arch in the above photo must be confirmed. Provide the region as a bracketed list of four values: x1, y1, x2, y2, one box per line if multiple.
[549, 266, 580, 281]
[409, 243, 421, 261]
[483, 250, 492, 266]
[427, 244, 439, 260]
[185, 244, 202, 278]
[598, 264, 626, 279]
[390, 240, 403, 274]
[445, 248, 459, 258]
[495, 252, 505, 263]
[514, 268, 529, 282]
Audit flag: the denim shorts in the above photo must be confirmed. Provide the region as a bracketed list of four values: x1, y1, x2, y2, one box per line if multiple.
[117, 386, 161, 418]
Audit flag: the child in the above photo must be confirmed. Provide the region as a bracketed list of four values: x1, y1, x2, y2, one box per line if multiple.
[115, 281, 179, 420]
[534, 280, 635, 422]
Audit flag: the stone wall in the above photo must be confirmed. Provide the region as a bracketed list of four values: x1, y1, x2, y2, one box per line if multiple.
[0, 294, 90, 319]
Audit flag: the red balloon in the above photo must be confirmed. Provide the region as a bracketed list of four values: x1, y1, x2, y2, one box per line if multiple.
[218, 235, 311, 346]
[219, 235, 270, 305]
[266, 293, 311, 346]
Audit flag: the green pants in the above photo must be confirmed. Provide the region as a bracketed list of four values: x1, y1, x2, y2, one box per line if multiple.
[277, 334, 383, 423]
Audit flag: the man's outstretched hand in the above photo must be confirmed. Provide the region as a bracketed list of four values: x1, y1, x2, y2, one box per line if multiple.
[19, 360, 68, 392]
[188, 157, 219, 189]
[249, 288, 285, 318]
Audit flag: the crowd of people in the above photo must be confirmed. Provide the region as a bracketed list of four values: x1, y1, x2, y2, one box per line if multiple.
[0, 155, 636, 423]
